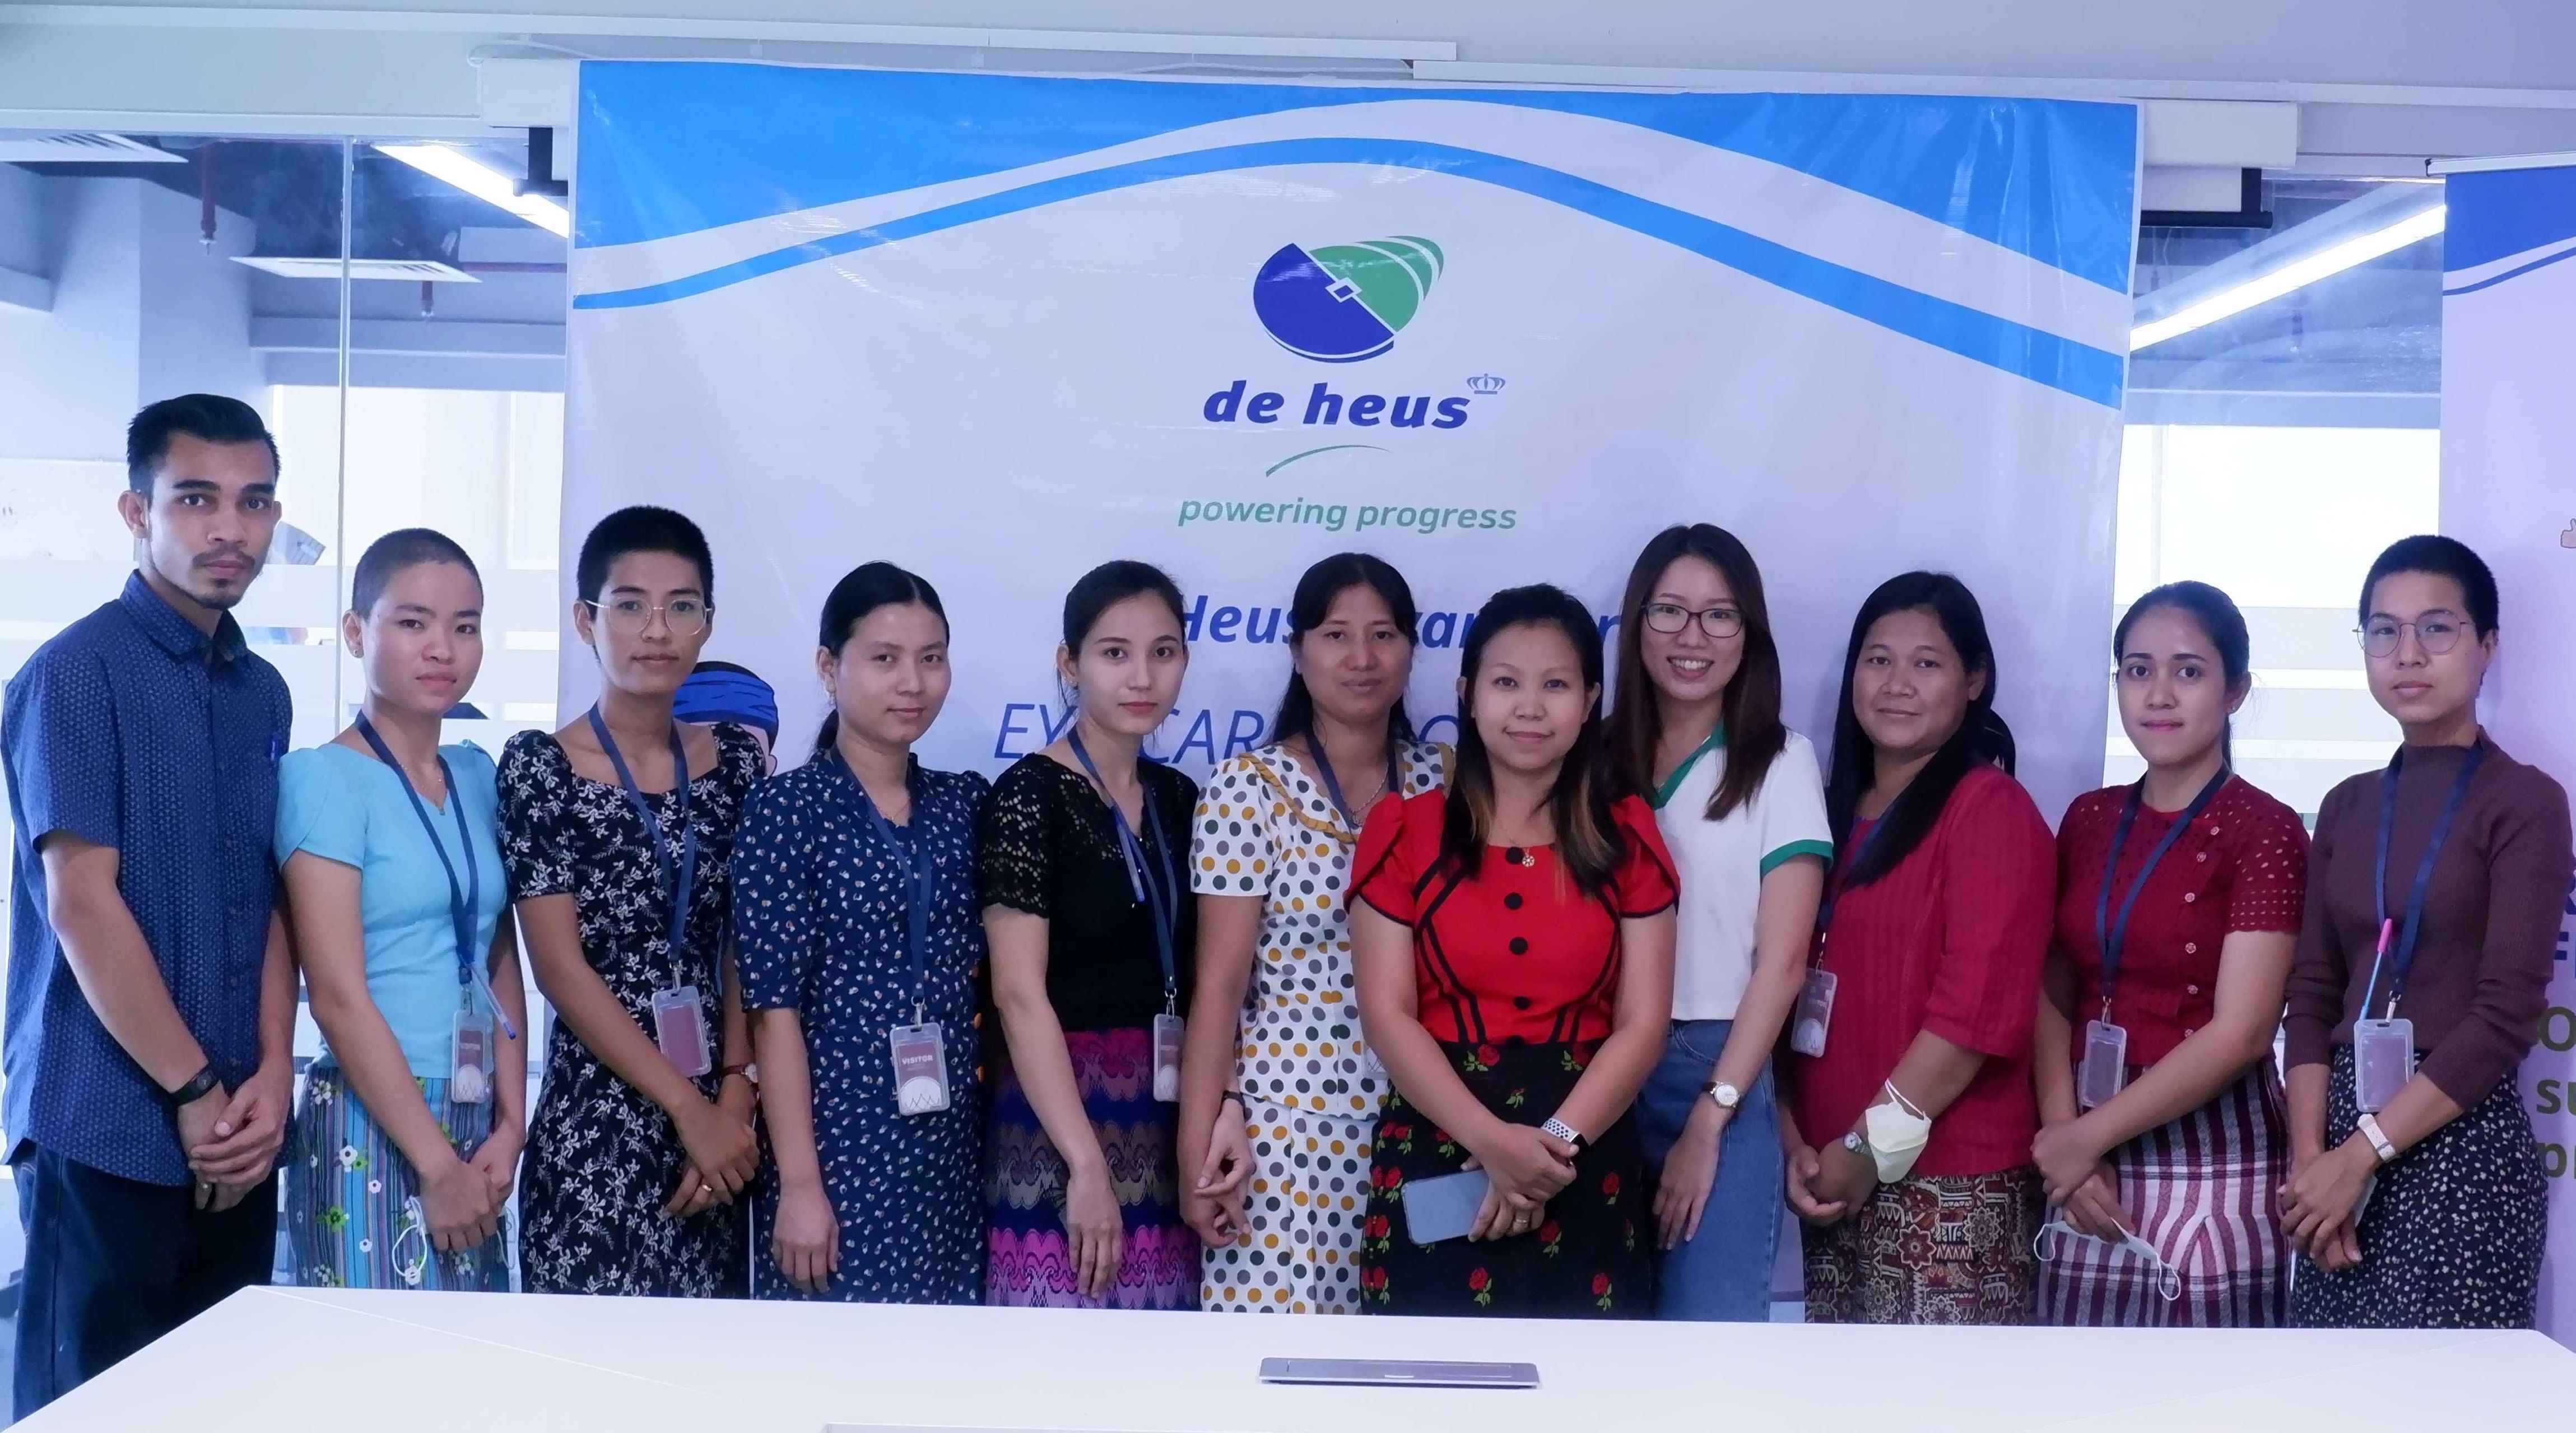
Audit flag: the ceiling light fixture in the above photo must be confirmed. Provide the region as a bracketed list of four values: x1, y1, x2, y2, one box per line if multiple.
[373, 143, 569, 238]
[2131, 203, 2446, 351]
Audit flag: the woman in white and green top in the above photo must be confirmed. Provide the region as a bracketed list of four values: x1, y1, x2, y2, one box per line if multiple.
[1607, 524, 1831, 1320]
[1175, 553, 1444, 1313]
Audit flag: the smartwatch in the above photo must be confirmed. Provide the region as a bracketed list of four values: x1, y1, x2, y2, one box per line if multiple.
[1541, 1116, 1590, 1155]
[2356, 1112, 2398, 1164]
[164, 1063, 221, 1110]
[1703, 1080, 1741, 1113]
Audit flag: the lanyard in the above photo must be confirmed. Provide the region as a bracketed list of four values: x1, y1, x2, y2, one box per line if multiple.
[1308, 739, 1402, 836]
[587, 707, 700, 966]
[827, 748, 937, 1023]
[2093, 767, 2230, 1016]
[1067, 729, 1182, 1014]
[1811, 816, 1890, 966]
[351, 713, 515, 1040]
[1648, 725, 1724, 812]
[2361, 742, 2487, 1019]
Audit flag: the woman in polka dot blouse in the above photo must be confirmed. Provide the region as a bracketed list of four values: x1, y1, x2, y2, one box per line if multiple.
[1176, 554, 1447, 1314]
[2030, 581, 2308, 1327]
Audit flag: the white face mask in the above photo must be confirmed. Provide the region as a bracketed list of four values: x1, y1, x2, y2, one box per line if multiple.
[2033, 1218, 2182, 1302]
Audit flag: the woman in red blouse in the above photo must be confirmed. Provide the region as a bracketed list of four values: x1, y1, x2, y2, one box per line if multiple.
[1783, 572, 2055, 1325]
[1350, 584, 1677, 1317]
[2032, 582, 2308, 1327]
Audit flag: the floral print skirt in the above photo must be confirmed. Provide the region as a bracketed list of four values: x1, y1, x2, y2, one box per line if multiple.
[1359, 1039, 1651, 1318]
[287, 1062, 511, 1291]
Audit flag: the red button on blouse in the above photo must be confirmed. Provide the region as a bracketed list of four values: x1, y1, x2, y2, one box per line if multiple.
[1354, 790, 1677, 1047]
[2053, 775, 2308, 1067]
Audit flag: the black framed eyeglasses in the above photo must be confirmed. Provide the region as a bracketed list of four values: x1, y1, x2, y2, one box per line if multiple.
[1640, 602, 1743, 639]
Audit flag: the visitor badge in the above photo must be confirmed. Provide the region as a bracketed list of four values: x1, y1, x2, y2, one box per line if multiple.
[2078, 1019, 2129, 1110]
[1151, 1011, 1184, 1103]
[890, 1021, 952, 1116]
[1790, 969, 1836, 1058]
[650, 984, 712, 1078]
[450, 1006, 494, 1106]
[2352, 1017, 2415, 1114]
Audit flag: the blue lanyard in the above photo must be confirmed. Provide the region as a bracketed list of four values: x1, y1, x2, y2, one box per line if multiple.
[1308, 739, 1402, 836]
[826, 747, 937, 1023]
[1812, 815, 1891, 960]
[587, 707, 700, 966]
[1066, 729, 1181, 1013]
[2361, 742, 2487, 1019]
[2093, 767, 2230, 1015]
[351, 713, 515, 1040]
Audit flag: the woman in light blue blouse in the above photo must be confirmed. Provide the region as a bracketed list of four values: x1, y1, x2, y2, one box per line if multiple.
[734, 562, 987, 1302]
[278, 529, 529, 1290]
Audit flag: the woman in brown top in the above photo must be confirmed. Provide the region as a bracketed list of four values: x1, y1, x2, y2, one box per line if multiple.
[2279, 535, 2574, 1329]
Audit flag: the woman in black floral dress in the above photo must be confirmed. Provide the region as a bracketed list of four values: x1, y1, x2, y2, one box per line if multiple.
[499, 507, 766, 1296]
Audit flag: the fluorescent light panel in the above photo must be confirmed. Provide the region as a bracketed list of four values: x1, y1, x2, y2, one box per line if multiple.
[2131, 204, 2447, 351]
[373, 143, 569, 239]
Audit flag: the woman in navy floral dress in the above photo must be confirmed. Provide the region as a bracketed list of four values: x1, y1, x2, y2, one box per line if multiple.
[734, 564, 987, 1302]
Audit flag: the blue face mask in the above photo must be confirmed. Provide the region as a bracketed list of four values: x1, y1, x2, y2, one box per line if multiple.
[2033, 1218, 2182, 1302]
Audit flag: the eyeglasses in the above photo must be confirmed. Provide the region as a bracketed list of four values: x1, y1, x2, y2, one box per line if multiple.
[2356, 617, 2465, 658]
[583, 597, 710, 638]
[1640, 602, 1744, 639]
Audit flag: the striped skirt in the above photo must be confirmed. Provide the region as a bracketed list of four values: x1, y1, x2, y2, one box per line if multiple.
[982, 1027, 1197, 1310]
[286, 1063, 512, 1292]
[2036, 1063, 2290, 1327]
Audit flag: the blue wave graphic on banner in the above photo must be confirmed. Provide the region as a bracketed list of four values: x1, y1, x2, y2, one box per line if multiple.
[573, 137, 2123, 408]
[576, 64, 2138, 291]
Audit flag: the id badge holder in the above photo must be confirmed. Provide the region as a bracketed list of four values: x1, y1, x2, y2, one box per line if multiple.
[450, 1006, 494, 1106]
[649, 984, 712, 1078]
[1790, 969, 1836, 1058]
[2078, 1020, 2129, 1110]
[2352, 1017, 2416, 1114]
[1151, 1012, 1184, 1103]
[890, 1021, 952, 1116]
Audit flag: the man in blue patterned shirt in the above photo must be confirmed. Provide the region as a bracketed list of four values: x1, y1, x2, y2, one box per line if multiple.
[1, 394, 298, 1418]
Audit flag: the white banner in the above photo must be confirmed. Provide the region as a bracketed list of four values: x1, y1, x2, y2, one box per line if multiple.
[2441, 159, 2576, 1346]
[563, 64, 2136, 822]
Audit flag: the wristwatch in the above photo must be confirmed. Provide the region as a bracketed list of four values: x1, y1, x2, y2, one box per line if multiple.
[1703, 1080, 1742, 1113]
[2356, 1112, 2398, 1164]
[720, 1062, 760, 1088]
[164, 1063, 221, 1110]
[1541, 1116, 1590, 1155]
[1842, 1130, 1868, 1156]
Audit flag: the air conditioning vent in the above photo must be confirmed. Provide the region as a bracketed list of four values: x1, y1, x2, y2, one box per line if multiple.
[229, 257, 481, 283]
[0, 132, 184, 164]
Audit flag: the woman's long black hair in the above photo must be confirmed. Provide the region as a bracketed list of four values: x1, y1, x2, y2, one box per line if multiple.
[1440, 585, 1625, 899]
[1824, 571, 2014, 887]
[1272, 552, 1419, 747]
[1606, 523, 1787, 820]
[811, 561, 947, 758]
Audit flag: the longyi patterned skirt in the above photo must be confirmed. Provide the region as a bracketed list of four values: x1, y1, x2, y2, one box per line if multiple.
[2292, 1044, 2545, 1329]
[1802, 1166, 2042, 1325]
[1357, 1040, 1652, 1318]
[983, 1026, 1197, 1309]
[287, 1062, 511, 1292]
[2037, 1063, 2290, 1327]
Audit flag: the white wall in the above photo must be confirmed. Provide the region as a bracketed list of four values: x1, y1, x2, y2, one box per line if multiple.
[0, 175, 263, 463]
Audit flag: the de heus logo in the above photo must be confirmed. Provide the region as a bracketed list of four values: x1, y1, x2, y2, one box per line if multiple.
[1251, 236, 1444, 362]
[1211, 235, 1477, 432]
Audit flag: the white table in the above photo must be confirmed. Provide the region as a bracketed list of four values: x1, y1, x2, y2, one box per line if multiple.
[26, 1287, 2574, 1431]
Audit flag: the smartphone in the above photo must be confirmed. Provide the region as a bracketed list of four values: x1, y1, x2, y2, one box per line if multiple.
[1258, 1358, 1540, 1389]
[1399, 1168, 1490, 1245]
